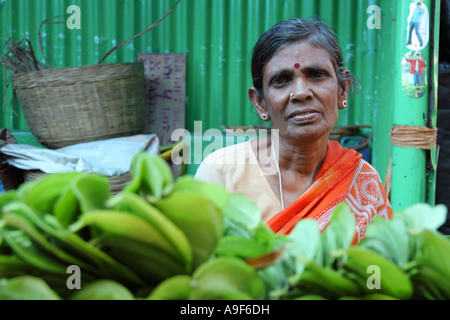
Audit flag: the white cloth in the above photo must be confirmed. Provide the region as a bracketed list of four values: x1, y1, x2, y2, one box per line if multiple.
[0, 134, 160, 177]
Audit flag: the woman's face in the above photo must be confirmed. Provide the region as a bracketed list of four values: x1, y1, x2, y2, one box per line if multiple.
[250, 40, 350, 144]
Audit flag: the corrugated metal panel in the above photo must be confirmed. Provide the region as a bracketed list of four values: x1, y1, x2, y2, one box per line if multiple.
[1, 0, 399, 178]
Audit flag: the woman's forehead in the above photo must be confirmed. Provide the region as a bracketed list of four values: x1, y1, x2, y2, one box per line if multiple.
[265, 40, 335, 73]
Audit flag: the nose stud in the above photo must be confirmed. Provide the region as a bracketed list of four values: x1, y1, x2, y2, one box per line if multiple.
[290, 92, 294, 99]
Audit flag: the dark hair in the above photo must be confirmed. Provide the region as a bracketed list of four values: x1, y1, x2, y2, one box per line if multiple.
[251, 17, 360, 95]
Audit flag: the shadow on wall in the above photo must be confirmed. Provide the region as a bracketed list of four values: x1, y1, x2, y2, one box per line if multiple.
[436, 0, 450, 235]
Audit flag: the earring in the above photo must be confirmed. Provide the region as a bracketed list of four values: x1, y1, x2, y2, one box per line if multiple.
[341, 100, 348, 109]
[261, 113, 270, 121]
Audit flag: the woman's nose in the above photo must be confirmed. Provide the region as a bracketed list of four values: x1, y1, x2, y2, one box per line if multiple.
[289, 78, 313, 102]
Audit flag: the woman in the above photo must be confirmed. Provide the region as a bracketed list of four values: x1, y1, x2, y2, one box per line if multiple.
[195, 18, 393, 243]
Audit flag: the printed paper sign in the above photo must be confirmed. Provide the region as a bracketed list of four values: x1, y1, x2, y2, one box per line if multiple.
[138, 53, 187, 146]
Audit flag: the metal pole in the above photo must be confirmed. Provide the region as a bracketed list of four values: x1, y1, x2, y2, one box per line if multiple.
[427, 0, 441, 206]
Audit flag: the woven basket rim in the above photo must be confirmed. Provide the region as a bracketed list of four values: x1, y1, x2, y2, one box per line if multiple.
[11, 62, 144, 89]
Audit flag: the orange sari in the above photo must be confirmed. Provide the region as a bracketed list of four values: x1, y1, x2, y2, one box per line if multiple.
[266, 140, 393, 244]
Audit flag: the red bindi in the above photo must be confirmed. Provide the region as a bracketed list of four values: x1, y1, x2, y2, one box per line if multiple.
[294, 63, 300, 69]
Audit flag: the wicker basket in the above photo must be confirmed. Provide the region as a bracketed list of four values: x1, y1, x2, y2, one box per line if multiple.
[0, 165, 24, 191]
[329, 125, 373, 150]
[11, 62, 146, 149]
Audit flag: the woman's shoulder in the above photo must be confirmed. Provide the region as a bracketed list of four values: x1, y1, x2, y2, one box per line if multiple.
[360, 158, 379, 172]
[357, 158, 386, 184]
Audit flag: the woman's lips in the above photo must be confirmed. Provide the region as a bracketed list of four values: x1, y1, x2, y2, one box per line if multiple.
[288, 110, 320, 123]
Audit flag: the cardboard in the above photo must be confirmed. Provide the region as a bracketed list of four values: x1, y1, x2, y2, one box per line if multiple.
[137, 53, 187, 146]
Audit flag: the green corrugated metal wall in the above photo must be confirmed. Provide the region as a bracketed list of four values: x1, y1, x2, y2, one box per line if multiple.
[1, 0, 403, 182]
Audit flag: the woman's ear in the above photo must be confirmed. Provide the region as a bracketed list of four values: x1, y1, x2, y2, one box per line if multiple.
[338, 70, 352, 108]
[248, 86, 269, 119]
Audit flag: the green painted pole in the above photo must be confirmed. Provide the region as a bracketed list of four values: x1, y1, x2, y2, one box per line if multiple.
[390, 0, 434, 210]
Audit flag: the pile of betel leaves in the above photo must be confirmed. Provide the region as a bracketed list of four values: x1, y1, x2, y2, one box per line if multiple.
[0, 152, 448, 300]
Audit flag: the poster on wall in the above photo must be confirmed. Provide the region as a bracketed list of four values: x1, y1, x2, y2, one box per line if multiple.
[405, 1, 429, 50]
[401, 51, 427, 99]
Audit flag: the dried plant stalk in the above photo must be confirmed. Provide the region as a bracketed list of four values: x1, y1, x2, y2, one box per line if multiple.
[38, 14, 66, 68]
[98, 0, 181, 64]
[0, 37, 46, 74]
[0, 37, 46, 116]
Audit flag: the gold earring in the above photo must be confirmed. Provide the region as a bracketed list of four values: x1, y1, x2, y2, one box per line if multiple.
[341, 100, 348, 109]
[261, 113, 270, 121]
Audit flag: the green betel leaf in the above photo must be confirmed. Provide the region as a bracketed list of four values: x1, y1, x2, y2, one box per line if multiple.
[0, 191, 18, 214]
[1, 205, 101, 277]
[251, 221, 282, 246]
[287, 219, 321, 276]
[414, 230, 450, 278]
[155, 191, 223, 269]
[146, 275, 193, 300]
[326, 203, 355, 248]
[0, 228, 67, 275]
[53, 185, 80, 228]
[70, 279, 135, 300]
[191, 257, 266, 300]
[221, 193, 261, 230]
[394, 203, 448, 232]
[360, 217, 410, 268]
[172, 176, 230, 210]
[146, 274, 193, 300]
[41, 214, 145, 287]
[0, 275, 61, 300]
[315, 203, 355, 267]
[124, 152, 175, 201]
[215, 235, 269, 259]
[257, 258, 294, 300]
[22, 172, 86, 216]
[71, 174, 111, 214]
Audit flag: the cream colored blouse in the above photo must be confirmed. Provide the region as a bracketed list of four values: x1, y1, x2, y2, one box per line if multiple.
[194, 140, 282, 222]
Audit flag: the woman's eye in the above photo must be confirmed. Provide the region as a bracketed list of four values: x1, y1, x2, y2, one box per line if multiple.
[310, 71, 327, 79]
[272, 77, 288, 86]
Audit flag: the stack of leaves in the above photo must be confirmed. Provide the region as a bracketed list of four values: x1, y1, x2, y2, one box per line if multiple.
[256, 203, 450, 300]
[0, 151, 449, 300]
[150, 182, 450, 301]
[0, 153, 266, 300]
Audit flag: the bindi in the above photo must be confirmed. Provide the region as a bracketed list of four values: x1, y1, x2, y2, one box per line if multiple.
[294, 63, 300, 69]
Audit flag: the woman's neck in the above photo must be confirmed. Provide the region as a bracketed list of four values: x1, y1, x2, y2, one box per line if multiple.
[272, 133, 329, 180]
